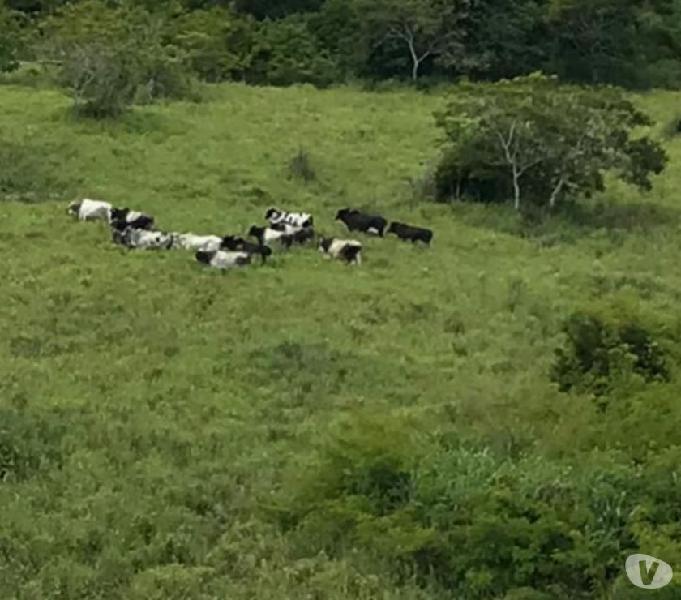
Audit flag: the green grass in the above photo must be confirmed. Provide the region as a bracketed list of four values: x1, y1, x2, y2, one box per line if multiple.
[2, 82, 681, 599]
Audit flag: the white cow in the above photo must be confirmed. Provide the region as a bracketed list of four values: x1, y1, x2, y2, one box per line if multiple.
[68, 198, 112, 222]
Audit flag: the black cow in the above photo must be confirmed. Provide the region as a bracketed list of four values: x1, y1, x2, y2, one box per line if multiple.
[335, 208, 387, 237]
[386, 221, 433, 245]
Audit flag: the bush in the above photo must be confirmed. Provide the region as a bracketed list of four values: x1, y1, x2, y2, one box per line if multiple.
[551, 303, 670, 398]
[275, 419, 664, 598]
[40, 1, 197, 118]
[287, 148, 316, 182]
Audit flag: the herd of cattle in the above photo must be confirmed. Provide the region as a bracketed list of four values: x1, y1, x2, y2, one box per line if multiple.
[67, 198, 434, 270]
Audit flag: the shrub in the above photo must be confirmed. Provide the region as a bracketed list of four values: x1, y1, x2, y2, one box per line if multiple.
[40, 1, 197, 118]
[288, 148, 316, 182]
[551, 304, 670, 398]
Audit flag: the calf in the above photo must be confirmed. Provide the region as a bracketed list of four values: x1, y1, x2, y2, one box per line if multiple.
[386, 221, 433, 245]
[318, 237, 362, 265]
[221, 236, 273, 263]
[195, 250, 252, 270]
[68, 198, 112, 222]
[335, 208, 387, 237]
[265, 208, 313, 229]
[109, 207, 155, 231]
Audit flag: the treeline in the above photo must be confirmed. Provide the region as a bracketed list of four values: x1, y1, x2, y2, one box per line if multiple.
[3, 0, 681, 90]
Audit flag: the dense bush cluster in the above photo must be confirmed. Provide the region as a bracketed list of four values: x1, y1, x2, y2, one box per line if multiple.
[275, 411, 681, 599]
[552, 302, 670, 399]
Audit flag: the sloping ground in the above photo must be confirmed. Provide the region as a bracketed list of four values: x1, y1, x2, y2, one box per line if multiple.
[1, 83, 681, 599]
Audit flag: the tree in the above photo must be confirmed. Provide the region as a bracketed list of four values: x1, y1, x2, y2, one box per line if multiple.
[434, 74, 668, 210]
[357, 0, 471, 81]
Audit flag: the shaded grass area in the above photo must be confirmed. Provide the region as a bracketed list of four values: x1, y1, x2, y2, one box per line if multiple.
[1, 82, 681, 598]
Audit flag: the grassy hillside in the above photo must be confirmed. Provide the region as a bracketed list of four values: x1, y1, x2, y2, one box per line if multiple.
[2, 82, 681, 599]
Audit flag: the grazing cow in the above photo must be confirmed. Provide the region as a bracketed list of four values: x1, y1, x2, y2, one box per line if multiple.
[114, 227, 173, 250]
[109, 207, 155, 231]
[221, 236, 273, 263]
[335, 208, 387, 237]
[68, 198, 112, 222]
[248, 225, 289, 246]
[270, 222, 302, 234]
[265, 208, 313, 229]
[281, 226, 315, 248]
[170, 233, 223, 252]
[318, 237, 362, 265]
[195, 250, 252, 269]
[386, 221, 433, 245]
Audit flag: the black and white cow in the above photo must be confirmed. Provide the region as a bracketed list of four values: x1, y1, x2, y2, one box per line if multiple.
[195, 250, 252, 269]
[113, 227, 173, 250]
[221, 236, 273, 263]
[386, 221, 433, 245]
[265, 208, 313, 229]
[281, 226, 315, 247]
[335, 208, 387, 237]
[68, 198, 112, 222]
[270, 222, 303, 234]
[318, 237, 362, 265]
[109, 207, 155, 231]
[248, 225, 290, 246]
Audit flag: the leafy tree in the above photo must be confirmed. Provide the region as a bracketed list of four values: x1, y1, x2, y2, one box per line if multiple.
[434, 74, 668, 210]
[356, 0, 472, 81]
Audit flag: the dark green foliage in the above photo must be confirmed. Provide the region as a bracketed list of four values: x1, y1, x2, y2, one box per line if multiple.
[246, 16, 340, 87]
[170, 7, 256, 82]
[433, 75, 668, 209]
[552, 306, 670, 397]
[0, 4, 26, 73]
[8, 0, 681, 88]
